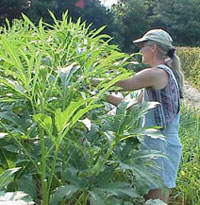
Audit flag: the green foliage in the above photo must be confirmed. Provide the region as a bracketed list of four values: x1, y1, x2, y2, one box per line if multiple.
[147, 0, 200, 46]
[0, 168, 34, 204]
[0, 191, 34, 205]
[177, 47, 200, 90]
[111, 0, 149, 53]
[0, 11, 164, 204]
[2, 0, 200, 52]
[110, 0, 200, 51]
[171, 104, 200, 204]
[24, 0, 115, 35]
[170, 48, 200, 204]
[24, 0, 75, 24]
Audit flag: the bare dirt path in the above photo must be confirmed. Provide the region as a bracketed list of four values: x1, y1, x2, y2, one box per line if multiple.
[183, 80, 200, 109]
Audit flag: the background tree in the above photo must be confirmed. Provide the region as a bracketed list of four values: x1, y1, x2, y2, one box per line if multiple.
[1, 0, 200, 51]
[24, 0, 112, 28]
[111, 0, 149, 53]
[24, 0, 79, 24]
[0, 0, 27, 26]
[147, 0, 200, 46]
[111, 0, 200, 51]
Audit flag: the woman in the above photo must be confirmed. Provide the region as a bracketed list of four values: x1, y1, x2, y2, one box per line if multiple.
[103, 29, 183, 203]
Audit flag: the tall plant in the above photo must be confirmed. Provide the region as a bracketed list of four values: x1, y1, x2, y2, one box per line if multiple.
[0, 11, 164, 204]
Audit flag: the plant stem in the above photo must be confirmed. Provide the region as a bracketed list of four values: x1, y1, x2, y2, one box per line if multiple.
[47, 142, 60, 197]
[39, 127, 48, 205]
[92, 140, 116, 176]
[75, 191, 88, 205]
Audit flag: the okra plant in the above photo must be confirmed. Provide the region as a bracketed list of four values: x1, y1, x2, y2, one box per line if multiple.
[0, 11, 164, 205]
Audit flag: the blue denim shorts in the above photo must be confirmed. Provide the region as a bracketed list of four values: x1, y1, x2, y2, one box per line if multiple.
[141, 112, 182, 189]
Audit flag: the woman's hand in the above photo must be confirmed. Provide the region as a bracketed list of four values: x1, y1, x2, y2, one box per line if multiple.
[105, 94, 124, 106]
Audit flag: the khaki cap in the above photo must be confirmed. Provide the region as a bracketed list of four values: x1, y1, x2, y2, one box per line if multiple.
[133, 29, 173, 47]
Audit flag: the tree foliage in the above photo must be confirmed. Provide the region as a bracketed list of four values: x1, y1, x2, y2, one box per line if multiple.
[147, 0, 200, 46]
[24, 0, 113, 29]
[111, 0, 200, 51]
[111, 0, 149, 52]
[0, 0, 27, 26]
[1, 0, 200, 51]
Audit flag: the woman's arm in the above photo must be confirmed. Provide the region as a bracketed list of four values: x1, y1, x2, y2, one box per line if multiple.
[115, 68, 168, 91]
[105, 91, 143, 108]
[91, 68, 168, 92]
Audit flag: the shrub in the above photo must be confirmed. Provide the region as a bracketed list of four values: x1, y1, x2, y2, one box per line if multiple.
[177, 47, 200, 90]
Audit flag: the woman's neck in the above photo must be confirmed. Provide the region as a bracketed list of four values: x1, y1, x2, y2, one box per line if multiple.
[150, 57, 165, 67]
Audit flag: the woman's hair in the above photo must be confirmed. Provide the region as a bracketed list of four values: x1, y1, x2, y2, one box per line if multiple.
[146, 40, 184, 98]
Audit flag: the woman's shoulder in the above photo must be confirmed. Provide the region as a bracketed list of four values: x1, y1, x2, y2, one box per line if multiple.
[142, 67, 169, 90]
[156, 64, 172, 75]
[143, 66, 168, 77]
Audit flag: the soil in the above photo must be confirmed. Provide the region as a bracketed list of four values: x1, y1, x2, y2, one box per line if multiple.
[183, 80, 200, 109]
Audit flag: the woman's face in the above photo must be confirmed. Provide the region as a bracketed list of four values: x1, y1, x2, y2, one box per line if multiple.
[139, 42, 154, 65]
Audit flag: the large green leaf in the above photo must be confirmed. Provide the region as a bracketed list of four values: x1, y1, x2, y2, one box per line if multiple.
[84, 49, 102, 75]
[55, 99, 91, 133]
[17, 176, 37, 200]
[97, 182, 139, 198]
[69, 104, 102, 128]
[1, 38, 26, 86]
[96, 73, 132, 97]
[119, 150, 165, 189]
[0, 168, 21, 190]
[0, 191, 34, 205]
[138, 127, 165, 140]
[119, 127, 165, 142]
[0, 78, 27, 98]
[22, 14, 38, 32]
[89, 190, 106, 205]
[50, 184, 79, 205]
[33, 113, 53, 136]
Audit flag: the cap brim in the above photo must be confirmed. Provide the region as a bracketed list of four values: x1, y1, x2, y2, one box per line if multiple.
[133, 37, 148, 47]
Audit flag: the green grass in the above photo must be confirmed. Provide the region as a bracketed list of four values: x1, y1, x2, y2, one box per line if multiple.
[170, 103, 200, 205]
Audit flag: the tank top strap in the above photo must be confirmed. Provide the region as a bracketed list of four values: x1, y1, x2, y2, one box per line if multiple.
[156, 64, 179, 93]
[156, 64, 180, 114]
